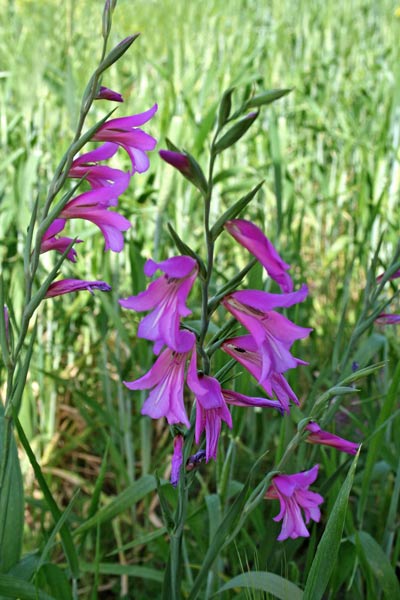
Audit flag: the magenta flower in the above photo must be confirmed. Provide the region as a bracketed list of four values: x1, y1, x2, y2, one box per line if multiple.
[119, 256, 198, 354]
[265, 465, 323, 541]
[375, 313, 400, 325]
[171, 434, 184, 487]
[69, 143, 130, 195]
[40, 219, 82, 262]
[45, 279, 111, 298]
[222, 389, 284, 413]
[95, 86, 124, 102]
[222, 285, 311, 382]
[225, 219, 293, 292]
[187, 350, 232, 462]
[376, 268, 400, 283]
[93, 104, 158, 173]
[123, 332, 195, 427]
[221, 335, 302, 412]
[305, 422, 359, 455]
[60, 186, 131, 252]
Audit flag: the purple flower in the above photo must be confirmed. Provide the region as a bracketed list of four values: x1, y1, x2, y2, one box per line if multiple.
[376, 268, 400, 283]
[60, 186, 131, 252]
[40, 219, 82, 262]
[45, 279, 111, 298]
[265, 465, 323, 541]
[171, 434, 184, 487]
[69, 143, 130, 195]
[187, 350, 232, 462]
[375, 313, 400, 325]
[221, 389, 284, 413]
[225, 219, 293, 292]
[119, 256, 198, 354]
[95, 86, 124, 103]
[159, 150, 192, 176]
[123, 332, 195, 427]
[305, 422, 359, 455]
[93, 104, 158, 174]
[222, 286, 311, 382]
[221, 335, 302, 412]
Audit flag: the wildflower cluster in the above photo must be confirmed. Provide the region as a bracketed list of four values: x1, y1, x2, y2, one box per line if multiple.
[41, 102, 157, 297]
[121, 214, 359, 540]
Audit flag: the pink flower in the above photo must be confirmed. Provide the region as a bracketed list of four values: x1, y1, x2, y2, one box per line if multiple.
[45, 279, 111, 298]
[221, 335, 302, 412]
[119, 256, 198, 354]
[222, 285, 311, 382]
[187, 350, 232, 462]
[171, 434, 184, 487]
[225, 219, 293, 292]
[69, 143, 130, 195]
[221, 389, 283, 413]
[265, 465, 323, 541]
[60, 186, 131, 252]
[93, 104, 158, 174]
[95, 86, 124, 103]
[159, 150, 191, 176]
[305, 422, 359, 454]
[123, 332, 195, 427]
[375, 313, 400, 325]
[40, 219, 82, 262]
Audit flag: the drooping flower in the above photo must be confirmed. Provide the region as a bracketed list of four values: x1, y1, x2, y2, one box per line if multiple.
[95, 86, 124, 103]
[225, 219, 293, 292]
[305, 421, 359, 455]
[187, 349, 232, 462]
[222, 286, 311, 382]
[69, 143, 130, 195]
[45, 279, 111, 298]
[221, 335, 302, 412]
[93, 104, 158, 174]
[221, 389, 284, 413]
[40, 219, 82, 262]
[123, 331, 195, 427]
[375, 313, 400, 325]
[119, 256, 198, 354]
[171, 434, 184, 487]
[60, 185, 131, 252]
[265, 464, 324, 541]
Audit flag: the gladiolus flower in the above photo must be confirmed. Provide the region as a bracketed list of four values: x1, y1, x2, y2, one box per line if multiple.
[69, 143, 130, 195]
[305, 421, 359, 455]
[375, 313, 400, 325]
[187, 350, 232, 462]
[93, 104, 158, 174]
[171, 434, 184, 487]
[159, 150, 192, 176]
[376, 268, 400, 283]
[40, 219, 82, 262]
[119, 255, 198, 354]
[60, 186, 131, 252]
[123, 332, 195, 427]
[222, 285, 311, 382]
[45, 279, 111, 298]
[225, 219, 293, 292]
[265, 464, 323, 541]
[95, 86, 124, 103]
[221, 389, 284, 413]
[221, 335, 302, 412]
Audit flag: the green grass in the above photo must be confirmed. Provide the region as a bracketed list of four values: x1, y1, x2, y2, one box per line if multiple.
[0, 0, 400, 597]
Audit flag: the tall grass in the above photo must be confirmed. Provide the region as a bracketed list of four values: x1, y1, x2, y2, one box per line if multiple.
[0, 0, 399, 597]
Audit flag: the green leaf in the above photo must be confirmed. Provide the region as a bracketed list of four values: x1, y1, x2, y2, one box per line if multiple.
[210, 181, 264, 241]
[167, 223, 207, 278]
[0, 413, 24, 573]
[214, 571, 303, 600]
[0, 574, 55, 600]
[76, 474, 158, 534]
[97, 34, 140, 72]
[354, 531, 400, 598]
[303, 449, 360, 600]
[217, 87, 235, 129]
[244, 88, 293, 109]
[36, 564, 72, 600]
[79, 562, 163, 583]
[214, 111, 259, 154]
